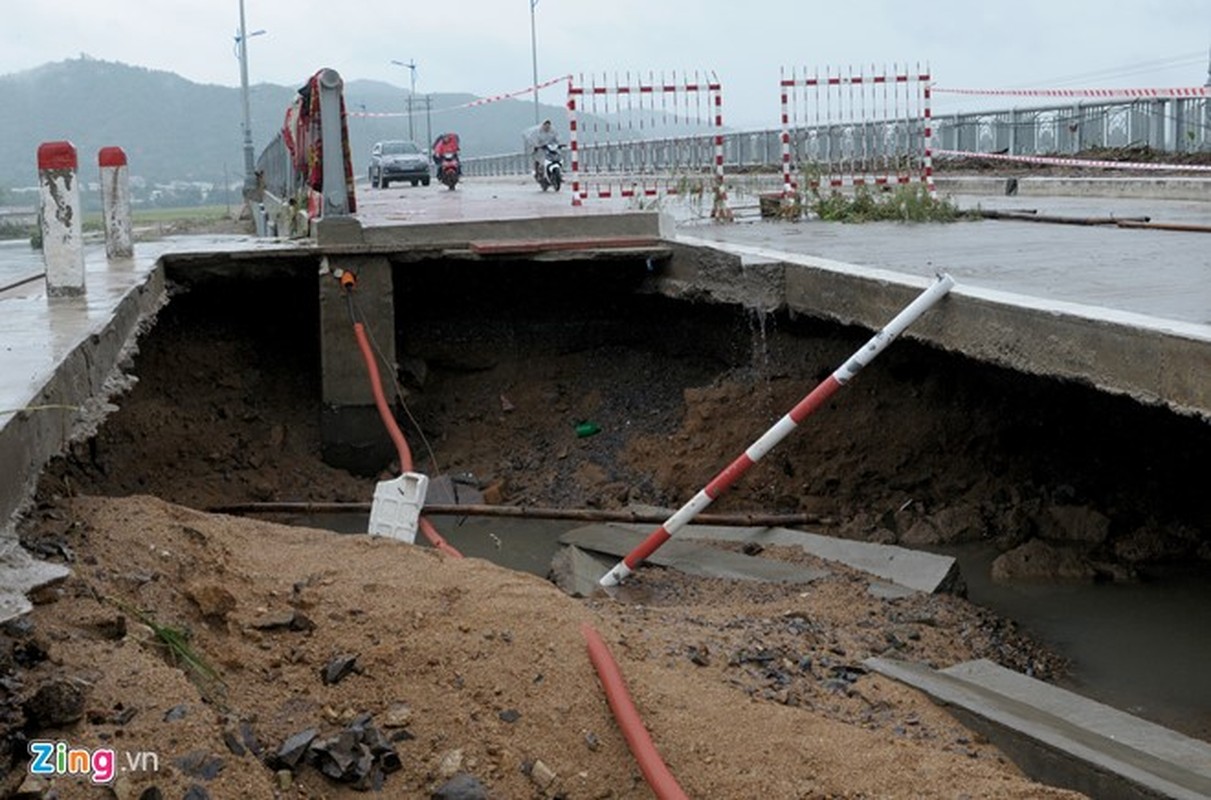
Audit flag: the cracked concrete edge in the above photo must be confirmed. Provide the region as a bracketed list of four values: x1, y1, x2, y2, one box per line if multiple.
[0, 264, 167, 623]
[656, 237, 1211, 421]
[866, 657, 1211, 800]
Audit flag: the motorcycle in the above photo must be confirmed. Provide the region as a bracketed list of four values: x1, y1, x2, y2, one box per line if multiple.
[536, 142, 564, 191]
[437, 152, 461, 190]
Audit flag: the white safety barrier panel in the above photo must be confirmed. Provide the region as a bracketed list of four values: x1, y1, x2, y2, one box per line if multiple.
[567, 72, 731, 218]
[780, 64, 934, 198]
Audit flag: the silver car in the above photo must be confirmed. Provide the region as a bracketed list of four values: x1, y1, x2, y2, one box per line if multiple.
[369, 140, 430, 188]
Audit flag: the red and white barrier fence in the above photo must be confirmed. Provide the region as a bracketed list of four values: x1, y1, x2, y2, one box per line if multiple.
[599, 273, 956, 588]
[936, 148, 1211, 172]
[567, 71, 731, 218]
[779, 64, 934, 198]
[933, 86, 1211, 99]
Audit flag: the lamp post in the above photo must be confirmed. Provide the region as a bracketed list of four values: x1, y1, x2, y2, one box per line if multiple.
[235, 0, 266, 194]
[391, 59, 418, 140]
[529, 0, 540, 124]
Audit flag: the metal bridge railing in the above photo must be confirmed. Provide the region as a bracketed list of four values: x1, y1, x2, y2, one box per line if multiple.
[463, 97, 1211, 181]
[254, 68, 354, 236]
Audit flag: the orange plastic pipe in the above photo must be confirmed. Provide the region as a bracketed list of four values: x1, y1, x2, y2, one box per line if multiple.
[581, 623, 690, 800]
[354, 322, 461, 558]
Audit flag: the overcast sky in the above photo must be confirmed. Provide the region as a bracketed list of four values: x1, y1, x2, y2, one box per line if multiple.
[3, 0, 1209, 128]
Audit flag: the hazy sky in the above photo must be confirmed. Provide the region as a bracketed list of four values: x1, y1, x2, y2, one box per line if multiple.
[3, 0, 1209, 128]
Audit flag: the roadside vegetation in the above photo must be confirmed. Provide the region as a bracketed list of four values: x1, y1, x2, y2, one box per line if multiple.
[811, 184, 971, 222]
[4, 205, 247, 248]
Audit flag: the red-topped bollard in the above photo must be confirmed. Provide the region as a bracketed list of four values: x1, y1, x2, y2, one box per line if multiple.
[37, 141, 85, 296]
[99, 146, 133, 259]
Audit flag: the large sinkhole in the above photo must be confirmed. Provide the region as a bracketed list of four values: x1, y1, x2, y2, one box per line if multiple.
[33, 254, 1211, 740]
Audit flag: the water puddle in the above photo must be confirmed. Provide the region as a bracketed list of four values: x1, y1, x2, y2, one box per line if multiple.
[943, 542, 1211, 743]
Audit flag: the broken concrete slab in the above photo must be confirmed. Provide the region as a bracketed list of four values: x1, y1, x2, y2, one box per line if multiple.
[0, 544, 70, 622]
[549, 545, 615, 598]
[559, 525, 829, 584]
[865, 657, 1211, 800]
[614, 508, 960, 594]
[426, 475, 484, 507]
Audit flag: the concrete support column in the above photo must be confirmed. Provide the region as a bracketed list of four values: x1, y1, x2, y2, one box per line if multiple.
[99, 147, 133, 259]
[319, 255, 396, 474]
[37, 141, 85, 297]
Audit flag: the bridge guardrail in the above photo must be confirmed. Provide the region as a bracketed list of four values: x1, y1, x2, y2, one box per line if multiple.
[463, 97, 1210, 183]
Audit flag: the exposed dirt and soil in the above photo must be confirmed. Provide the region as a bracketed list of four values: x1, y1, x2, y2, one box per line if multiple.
[5, 259, 1209, 798]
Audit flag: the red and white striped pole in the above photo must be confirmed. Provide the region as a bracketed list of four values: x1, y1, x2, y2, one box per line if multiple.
[599, 272, 956, 588]
[710, 77, 730, 219]
[922, 70, 935, 198]
[567, 76, 582, 206]
[780, 68, 794, 199]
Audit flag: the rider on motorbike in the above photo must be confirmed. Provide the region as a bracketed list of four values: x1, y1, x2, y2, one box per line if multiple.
[432, 132, 461, 175]
[528, 119, 559, 182]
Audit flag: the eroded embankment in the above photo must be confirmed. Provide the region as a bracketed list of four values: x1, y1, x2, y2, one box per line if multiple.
[30, 258, 1211, 580]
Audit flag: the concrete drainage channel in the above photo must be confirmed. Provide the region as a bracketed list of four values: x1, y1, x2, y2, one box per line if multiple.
[12, 252, 1211, 796]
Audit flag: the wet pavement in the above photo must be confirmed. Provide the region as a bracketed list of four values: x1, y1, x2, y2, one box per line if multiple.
[679, 190, 1211, 327]
[358, 174, 1211, 325]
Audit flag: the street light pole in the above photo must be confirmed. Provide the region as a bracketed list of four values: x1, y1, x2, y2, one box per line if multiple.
[530, 0, 540, 124]
[391, 59, 418, 140]
[236, 0, 265, 193]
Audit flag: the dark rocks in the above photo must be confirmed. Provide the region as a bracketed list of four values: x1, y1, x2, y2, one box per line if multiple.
[273, 716, 402, 791]
[250, 608, 315, 632]
[902, 503, 988, 546]
[991, 539, 1097, 582]
[163, 703, 188, 722]
[321, 653, 360, 685]
[173, 750, 225, 781]
[222, 729, 246, 756]
[432, 773, 490, 800]
[1038, 505, 1111, 544]
[273, 728, 318, 769]
[240, 720, 264, 756]
[88, 702, 137, 726]
[24, 676, 85, 727]
[687, 644, 710, 666]
[497, 708, 520, 724]
[1113, 522, 1201, 563]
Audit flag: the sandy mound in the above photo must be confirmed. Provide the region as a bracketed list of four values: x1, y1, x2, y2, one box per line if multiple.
[8, 495, 1083, 798]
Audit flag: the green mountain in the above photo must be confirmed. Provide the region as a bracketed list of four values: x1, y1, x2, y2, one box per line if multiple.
[0, 56, 570, 191]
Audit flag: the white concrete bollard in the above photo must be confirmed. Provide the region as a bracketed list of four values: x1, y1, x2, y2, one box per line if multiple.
[37, 141, 85, 297]
[99, 146, 133, 259]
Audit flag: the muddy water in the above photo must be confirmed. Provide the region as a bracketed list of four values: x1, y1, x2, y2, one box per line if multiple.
[942, 543, 1211, 742]
[290, 509, 1211, 743]
[277, 512, 571, 577]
